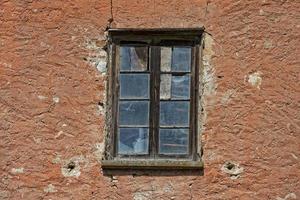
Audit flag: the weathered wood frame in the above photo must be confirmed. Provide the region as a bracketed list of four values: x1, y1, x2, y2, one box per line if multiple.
[103, 28, 204, 170]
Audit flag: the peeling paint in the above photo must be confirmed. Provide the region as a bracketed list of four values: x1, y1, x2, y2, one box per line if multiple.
[0, 190, 9, 199]
[96, 103, 105, 116]
[11, 168, 24, 174]
[205, 150, 221, 161]
[221, 89, 236, 105]
[62, 123, 68, 127]
[0, 62, 12, 68]
[276, 193, 297, 200]
[202, 33, 216, 97]
[259, 9, 264, 15]
[264, 39, 273, 49]
[52, 154, 62, 164]
[43, 184, 57, 193]
[133, 190, 154, 200]
[94, 142, 105, 162]
[84, 38, 108, 74]
[55, 130, 74, 139]
[290, 153, 298, 160]
[52, 96, 60, 103]
[247, 71, 262, 89]
[84, 37, 106, 50]
[163, 182, 174, 193]
[32, 136, 42, 144]
[199, 33, 216, 133]
[96, 51, 107, 73]
[37, 95, 47, 100]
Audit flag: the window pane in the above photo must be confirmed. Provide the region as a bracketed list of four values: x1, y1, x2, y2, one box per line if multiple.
[119, 101, 149, 126]
[160, 101, 189, 126]
[160, 74, 171, 100]
[118, 128, 149, 155]
[159, 129, 189, 154]
[172, 75, 190, 99]
[161, 47, 172, 72]
[120, 74, 149, 99]
[120, 46, 148, 71]
[172, 47, 191, 72]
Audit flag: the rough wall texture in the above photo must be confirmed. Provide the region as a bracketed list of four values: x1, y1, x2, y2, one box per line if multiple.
[0, 0, 299, 199]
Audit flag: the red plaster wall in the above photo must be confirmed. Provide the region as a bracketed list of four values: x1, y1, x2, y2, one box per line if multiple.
[0, 0, 299, 199]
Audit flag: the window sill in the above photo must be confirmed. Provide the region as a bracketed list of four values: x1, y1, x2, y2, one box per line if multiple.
[101, 159, 203, 170]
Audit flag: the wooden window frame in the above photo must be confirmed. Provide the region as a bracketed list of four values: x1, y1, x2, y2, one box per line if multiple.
[102, 28, 204, 170]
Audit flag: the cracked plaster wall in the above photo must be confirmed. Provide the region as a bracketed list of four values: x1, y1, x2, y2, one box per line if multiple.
[0, 0, 299, 199]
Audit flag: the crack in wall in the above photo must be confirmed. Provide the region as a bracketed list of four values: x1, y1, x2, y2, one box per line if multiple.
[107, 0, 114, 30]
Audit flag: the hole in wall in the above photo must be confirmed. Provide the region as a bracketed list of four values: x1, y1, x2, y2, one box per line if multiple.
[67, 161, 76, 172]
[225, 162, 235, 170]
[221, 161, 244, 179]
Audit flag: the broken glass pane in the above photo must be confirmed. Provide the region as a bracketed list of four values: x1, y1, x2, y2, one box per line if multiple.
[172, 47, 191, 72]
[160, 101, 189, 126]
[120, 74, 149, 99]
[160, 47, 172, 72]
[171, 75, 190, 99]
[118, 128, 149, 155]
[120, 46, 148, 71]
[119, 101, 149, 126]
[160, 74, 171, 100]
[159, 129, 189, 154]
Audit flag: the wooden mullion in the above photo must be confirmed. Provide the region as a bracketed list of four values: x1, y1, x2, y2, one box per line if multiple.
[189, 46, 196, 160]
[151, 46, 161, 157]
[155, 46, 161, 157]
[149, 46, 155, 158]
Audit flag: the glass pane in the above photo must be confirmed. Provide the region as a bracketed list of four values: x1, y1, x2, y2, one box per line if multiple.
[119, 101, 149, 126]
[120, 74, 149, 99]
[120, 46, 148, 71]
[172, 47, 191, 72]
[159, 129, 189, 154]
[172, 75, 190, 99]
[161, 47, 172, 72]
[160, 101, 189, 126]
[118, 128, 149, 155]
[160, 74, 171, 100]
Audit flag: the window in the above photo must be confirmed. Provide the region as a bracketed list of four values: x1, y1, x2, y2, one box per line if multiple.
[102, 29, 204, 169]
